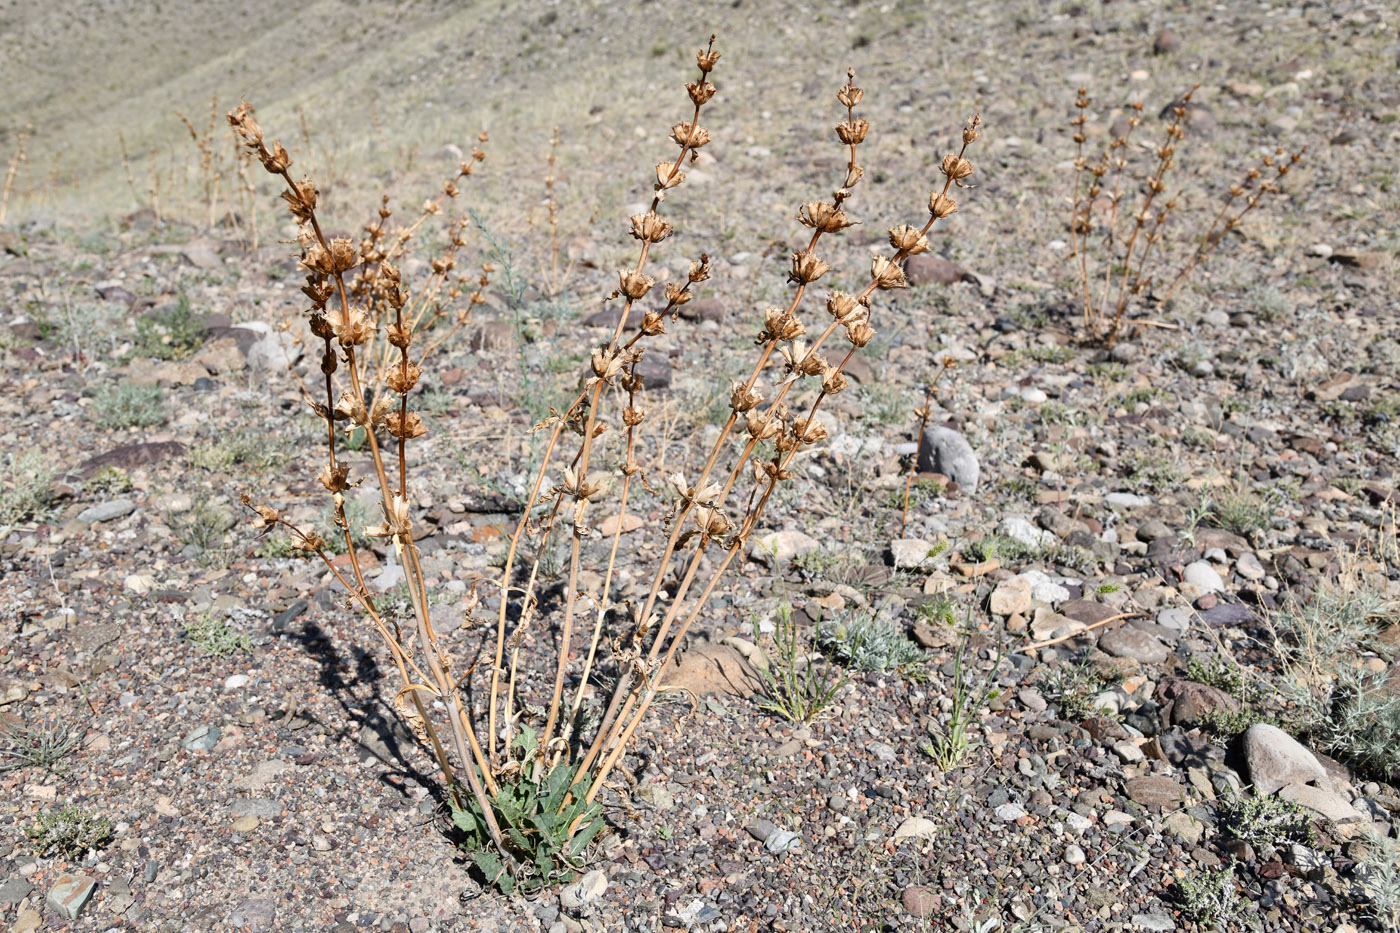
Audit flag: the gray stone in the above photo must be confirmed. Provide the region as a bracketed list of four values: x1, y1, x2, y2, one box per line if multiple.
[917, 426, 979, 492]
[889, 538, 936, 570]
[46, 873, 96, 921]
[1064, 844, 1085, 865]
[0, 877, 33, 905]
[1126, 775, 1188, 808]
[634, 783, 675, 811]
[1017, 689, 1047, 713]
[998, 516, 1054, 549]
[765, 829, 801, 853]
[1105, 492, 1152, 510]
[1099, 625, 1170, 664]
[1182, 560, 1224, 593]
[1131, 914, 1175, 932]
[77, 498, 137, 523]
[1156, 608, 1191, 634]
[180, 725, 221, 751]
[230, 896, 277, 931]
[1278, 782, 1364, 822]
[559, 869, 608, 909]
[1244, 724, 1328, 794]
[901, 885, 938, 918]
[750, 530, 820, 567]
[994, 803, 1027, 821]
[1163, 811, 1204, 845]
[1236, 552, 1266, 581]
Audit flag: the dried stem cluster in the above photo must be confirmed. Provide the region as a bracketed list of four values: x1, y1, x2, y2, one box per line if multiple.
[1069, 86, 1303, 346]
[235, 40, 979, 886]
[0, 125, 30, 227]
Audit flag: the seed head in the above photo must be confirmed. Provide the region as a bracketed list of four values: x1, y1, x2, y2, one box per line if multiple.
[888, 224, 929, 255]
[835, 117, 870, 146]
[325, 303, 372, 347]
[385, 362, 423, 395]
[822, 369, 850, 395]
[618, 270, 655, 300]
[798, 201, 855, 233]
[871, 255, 908, 290]
[929, 193, 958, 219]
[670, 121, 711, 151]
[940, 153, 975, 186]
[629, 211, 674, 243]
[789, 249, 830, 284]
[845, 320, 876, 348]
[730, 382, 763, 412]
[696, 38, 720, 74]
[826, 292, 863, 322]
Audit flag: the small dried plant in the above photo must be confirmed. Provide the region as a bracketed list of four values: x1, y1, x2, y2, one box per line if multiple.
[177, 94, 223, 229]
[0, 123, 31, 226]
[1068, 86, 1304, 345]
[235, 39, 979, 892]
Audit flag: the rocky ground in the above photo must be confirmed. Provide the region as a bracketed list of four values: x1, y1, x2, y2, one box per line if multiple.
[2, 1, 1400, 932]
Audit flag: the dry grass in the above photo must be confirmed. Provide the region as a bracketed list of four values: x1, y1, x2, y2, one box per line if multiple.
[236, 38, 979, 892]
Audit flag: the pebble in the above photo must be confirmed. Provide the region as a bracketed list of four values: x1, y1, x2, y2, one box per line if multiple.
[1182, 560, 1224, 593]
[989, 575, 1033, 616]
[994, 803, 1027, 821]
[223, 673, 251, 690]
[750, 530, 820, 566]
[76, 498, 137, 523]
[180, 725, 221, 751]
[559, 869, 608, 909]
[893, 816, 938, 840]
[1064, 844, 1086, 866]
[1099, 625, 1170, 664]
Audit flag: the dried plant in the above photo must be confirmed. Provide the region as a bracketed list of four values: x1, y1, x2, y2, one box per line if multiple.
[0, 124, 30, 226]
[177, 94, 223, 229]
[1068, 86, 1303, 345]
[235, 39, 979, 892]
[542, 126, 575, 298]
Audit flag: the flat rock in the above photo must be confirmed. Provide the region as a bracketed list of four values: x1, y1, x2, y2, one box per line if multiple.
[661, 642, 760, 698]
[989, 575, 1033, 616]
[893, 816, 938, 839]
[1196, 603, 1257, 627]
[76, 441, 186, 478]
[1244, 723, 1328, 795]
[77, 498, 137, 523]
[1098, 625, 1169, 664]
[750, 530, 820, 566]
[46, 873, 96, 921]
[230, 896, 277, 931]
[890, 538, 936, 570]
[1125, 775, 1188, 808]
[1278, 782, 1364, 822]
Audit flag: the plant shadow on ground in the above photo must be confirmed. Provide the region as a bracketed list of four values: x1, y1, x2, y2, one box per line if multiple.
[290, 620, 444, 805]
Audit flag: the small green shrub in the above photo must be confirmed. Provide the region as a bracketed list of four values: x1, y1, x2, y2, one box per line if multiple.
[1216, 792, 1313, 847]
[26, 806, 115, 859]
[1037, 657, 1118, 723]
[189, 433, 287, 472]
[818, 610, 926, 677]
[1173, 867, 1241, 927]
[1355, 831, 1400, 931]
[1314, 668, 1400, 783]
[92, 382, 167, 429]
[176, 503, 234, 565]
[0, 452, 58, 524]
[133, 293, 204, 360]
[184, 611, 252, 656]
[915, 593, 958, 627]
